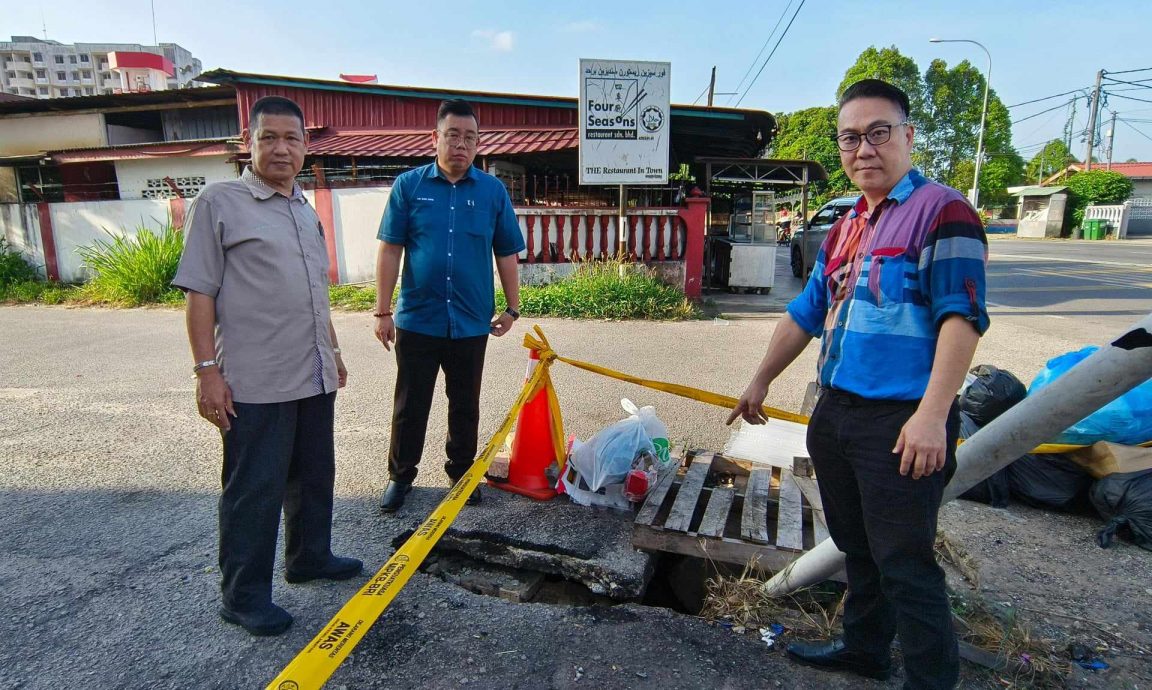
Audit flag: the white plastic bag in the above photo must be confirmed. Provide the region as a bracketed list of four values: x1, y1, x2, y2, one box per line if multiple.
[621, 398, 670, 464]
[559, 458, 633, 511]
[569, 416, 654, 491]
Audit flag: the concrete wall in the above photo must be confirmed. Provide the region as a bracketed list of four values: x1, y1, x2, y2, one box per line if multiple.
[114, 156, 237, 200]
[0, 203, 44, 276]
[331, 187, 391, 283]
[49, 199, 171, 282]
[0, 113, 106, 156]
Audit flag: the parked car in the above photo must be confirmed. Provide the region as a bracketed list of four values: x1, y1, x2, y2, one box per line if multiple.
[790, 195, 857, 278]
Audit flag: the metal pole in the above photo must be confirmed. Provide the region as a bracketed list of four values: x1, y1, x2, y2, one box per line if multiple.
[929, 38, 991, 208]
[707, 66, 716, 107]
[617, 184, 627, 259]
[1085, 69, 1104, 171]
[1106, 111, 1117, 171]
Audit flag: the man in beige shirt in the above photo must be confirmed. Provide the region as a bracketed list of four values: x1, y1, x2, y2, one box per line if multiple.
[173, 96, 361, 637]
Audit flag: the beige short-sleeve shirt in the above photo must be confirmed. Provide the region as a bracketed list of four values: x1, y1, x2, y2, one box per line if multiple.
[173, 167, 338, 404]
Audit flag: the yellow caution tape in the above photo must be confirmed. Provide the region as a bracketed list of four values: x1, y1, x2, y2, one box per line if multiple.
[267, 350, 555, 690]
[271, 326, 1149, 686]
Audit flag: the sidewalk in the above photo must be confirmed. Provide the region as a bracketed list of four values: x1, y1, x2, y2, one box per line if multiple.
[702, 245, 805, 318]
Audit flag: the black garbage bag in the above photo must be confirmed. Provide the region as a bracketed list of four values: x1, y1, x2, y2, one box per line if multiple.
[1007, 453, 1093, 512]
[960, 364, 1028, 426]
[1091, 469, 1152, 551]
[956, 412, 1011, 507]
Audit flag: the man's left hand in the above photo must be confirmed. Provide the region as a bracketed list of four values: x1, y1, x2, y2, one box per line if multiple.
[490, 312, 515, 337]
[893, 409, 948, 479]
[336, 353, 348, 388]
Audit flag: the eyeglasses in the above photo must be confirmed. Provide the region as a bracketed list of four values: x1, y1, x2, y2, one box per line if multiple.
[439, 131, 479, 147]
[834, 122, 909, 152]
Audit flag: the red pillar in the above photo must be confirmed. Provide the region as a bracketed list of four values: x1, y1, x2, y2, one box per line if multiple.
[313, 187, 340, 284]
[678, 196, 710, 298]
[36, 202, 60, 282]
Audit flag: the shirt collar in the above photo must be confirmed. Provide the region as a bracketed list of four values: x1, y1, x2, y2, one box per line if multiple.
[847, 168, 922, 218]
[428, 162, 479, 183]
[241, 166, 306, 202]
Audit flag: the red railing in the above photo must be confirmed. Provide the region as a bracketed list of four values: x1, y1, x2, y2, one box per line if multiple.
[514, 208, 687, 264]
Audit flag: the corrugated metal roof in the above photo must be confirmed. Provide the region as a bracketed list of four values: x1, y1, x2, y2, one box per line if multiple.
[307, 128, 578, 158]
[49, 137, 239, 163]
[1107, 162, 1152, 178]
[1013, 185, 1068, 197]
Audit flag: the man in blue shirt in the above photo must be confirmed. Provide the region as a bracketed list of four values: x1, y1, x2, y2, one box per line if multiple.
[374, 99, 525, 513]
[729, 80, 988, 689]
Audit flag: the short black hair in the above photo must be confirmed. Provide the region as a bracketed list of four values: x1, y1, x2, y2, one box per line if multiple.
[250, 96, 306, 134]
[839, 79, 910, 120]
[437, 99, 478, 129]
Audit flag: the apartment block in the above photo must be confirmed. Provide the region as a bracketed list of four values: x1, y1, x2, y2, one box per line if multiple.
[0, 36, 202, 99]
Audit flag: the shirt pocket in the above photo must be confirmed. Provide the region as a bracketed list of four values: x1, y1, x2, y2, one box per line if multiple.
[868, 247, 908, 306]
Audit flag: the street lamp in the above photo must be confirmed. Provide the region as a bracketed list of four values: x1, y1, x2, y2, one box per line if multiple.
[930, 38, 991, 209]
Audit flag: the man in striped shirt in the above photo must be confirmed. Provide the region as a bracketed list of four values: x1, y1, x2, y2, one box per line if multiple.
[728, 79, 989, 689]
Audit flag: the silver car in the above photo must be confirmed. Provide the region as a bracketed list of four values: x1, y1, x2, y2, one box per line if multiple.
[789, 196, 857, 278]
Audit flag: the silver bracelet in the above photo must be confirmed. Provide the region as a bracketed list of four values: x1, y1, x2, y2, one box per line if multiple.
[333, 347, 342, 355]
[192, 359, 218, 373]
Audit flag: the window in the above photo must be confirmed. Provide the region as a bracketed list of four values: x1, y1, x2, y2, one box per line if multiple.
[80, 55, 90, 63]
[69, 72, 78, 81]
[68, 55, 77, 64]
[56, 71, 66, 81]
[38, 87, 48, 95]
[84, 88, 93, 95]
[4, 71, 14, 79]
[33, 52, 43, 62]
[81, 70, 91, 79]
[54, 55, 64, 64]
[35, 69, 45, 78]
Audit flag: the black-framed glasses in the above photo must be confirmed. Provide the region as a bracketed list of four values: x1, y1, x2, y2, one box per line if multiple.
[834, 122, 909, 152]
[440, 130, 479, 147]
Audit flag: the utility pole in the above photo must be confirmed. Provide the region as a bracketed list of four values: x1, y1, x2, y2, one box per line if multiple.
[706, 66, 716, 107]
[1106, 111, 1117, 171]
[1084, 69, 1104, 171]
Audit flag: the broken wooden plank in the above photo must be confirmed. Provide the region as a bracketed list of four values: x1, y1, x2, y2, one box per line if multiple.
[635, 465, 679, 527]
[792, 474, 830, 544]
[697, 486, 735, 538]
[664, 453, 713, 532]
[775, 470, 804, 551]
[741, 467, 771, 543]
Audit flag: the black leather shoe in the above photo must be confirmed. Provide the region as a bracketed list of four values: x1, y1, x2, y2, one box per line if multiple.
[786, 639, 892, 681]
[380, 481, 413, 514]
[466, 485, 482, 506]
[285, 555, 364, 584]
[219, 603, 293, 637]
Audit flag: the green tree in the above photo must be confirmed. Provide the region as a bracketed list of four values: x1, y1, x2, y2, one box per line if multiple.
[836, 45, 926, 123]
[769, 106, 853, 204]
[1064, 169, 1134, 228]
[1025, 140, 1078, 184]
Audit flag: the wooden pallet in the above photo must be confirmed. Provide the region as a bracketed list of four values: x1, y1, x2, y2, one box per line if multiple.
[632, 450, 831, 574]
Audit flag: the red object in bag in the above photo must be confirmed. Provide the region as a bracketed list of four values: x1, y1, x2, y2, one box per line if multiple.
[624, 469, 650, 502]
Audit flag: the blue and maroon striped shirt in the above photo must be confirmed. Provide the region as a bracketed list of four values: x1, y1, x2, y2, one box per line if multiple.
[788, 169, 989, 401]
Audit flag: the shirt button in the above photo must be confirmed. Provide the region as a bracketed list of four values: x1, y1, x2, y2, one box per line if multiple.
[448, 252, 452, 257]
[447, 276, 452, 281]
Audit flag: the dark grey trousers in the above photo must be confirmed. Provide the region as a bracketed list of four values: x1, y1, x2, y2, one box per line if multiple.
[807, 389, 960, 690]
[219, 391, 336, 611]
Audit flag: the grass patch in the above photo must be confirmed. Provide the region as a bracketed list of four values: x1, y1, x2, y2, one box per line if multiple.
[328, 284, 388, 311]
[76, 219, 184, 306]
[510, 259, 699, 320]
[0, 238, 40, 287]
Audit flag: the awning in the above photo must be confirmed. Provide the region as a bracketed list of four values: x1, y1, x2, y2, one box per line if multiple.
[306, 128, 579, 158]
[50, 138, 238, 164]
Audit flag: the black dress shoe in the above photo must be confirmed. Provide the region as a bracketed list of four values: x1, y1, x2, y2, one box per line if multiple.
[786, 639, 892, 681]
[380, 481, 413, 513]
[219, 602, 293, 637]
[285, 555, 364, 584]
[466, 485, 482, 506]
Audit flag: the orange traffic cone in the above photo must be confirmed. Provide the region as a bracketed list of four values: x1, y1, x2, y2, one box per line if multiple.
[489, 349, 558, 501]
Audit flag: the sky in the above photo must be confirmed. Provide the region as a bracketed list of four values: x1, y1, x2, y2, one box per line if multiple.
[8, 0, 1152, 164]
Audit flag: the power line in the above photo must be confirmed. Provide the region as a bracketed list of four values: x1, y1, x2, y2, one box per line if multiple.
[726, 0, 795, 106]
[1012, 97, 1078, 125]
[1103, 76, 1152, 89]
[1118, 118, 1152, 144]
[1104, 66, 1152, 76]
[735, 0, 806, 107]
[1006, 87, 1090, 109]
[1105, 91, 1152, 106]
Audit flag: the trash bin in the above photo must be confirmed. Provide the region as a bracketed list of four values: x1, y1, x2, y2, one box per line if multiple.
[1082, 219, 1103, 240]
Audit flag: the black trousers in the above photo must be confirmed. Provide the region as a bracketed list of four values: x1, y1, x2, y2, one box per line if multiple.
[807, 389, 960, 690]
[388, 328, 488, 484]
[219, 391, 337, 611]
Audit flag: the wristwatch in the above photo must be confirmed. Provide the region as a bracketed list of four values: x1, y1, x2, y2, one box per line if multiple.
[504, 306, 520, 321]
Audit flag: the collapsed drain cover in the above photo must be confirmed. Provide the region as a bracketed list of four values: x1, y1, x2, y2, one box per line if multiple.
[421, 550, 621, 607]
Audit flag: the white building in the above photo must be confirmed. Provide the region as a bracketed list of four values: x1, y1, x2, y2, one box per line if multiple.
[0, 36, 201, 99]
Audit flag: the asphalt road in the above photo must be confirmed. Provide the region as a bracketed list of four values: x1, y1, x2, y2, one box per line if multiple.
[2, 245, 1150, 688]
